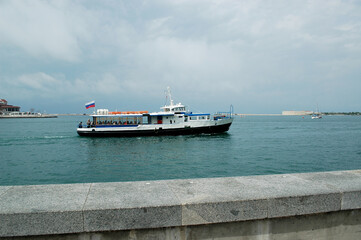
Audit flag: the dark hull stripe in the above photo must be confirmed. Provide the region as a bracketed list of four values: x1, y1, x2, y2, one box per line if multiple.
[77, 122, 232, 137]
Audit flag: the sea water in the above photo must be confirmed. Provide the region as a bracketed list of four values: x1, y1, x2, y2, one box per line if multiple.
[0, 115, 360, 186]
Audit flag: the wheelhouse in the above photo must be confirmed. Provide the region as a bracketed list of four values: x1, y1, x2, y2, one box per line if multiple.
[161, 103, 186, 113]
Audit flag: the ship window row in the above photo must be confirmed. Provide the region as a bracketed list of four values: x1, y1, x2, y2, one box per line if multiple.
[4, 108, 20, 112]
[173, 107, 185, 111]
[91, 114, 210, 125]
[189, 115, 210, 121]
[164, 107, 186, 112]
[93, 116, 145, 125]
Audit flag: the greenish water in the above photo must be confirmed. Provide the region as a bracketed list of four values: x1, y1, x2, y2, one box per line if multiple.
[0, 115, 360, 186]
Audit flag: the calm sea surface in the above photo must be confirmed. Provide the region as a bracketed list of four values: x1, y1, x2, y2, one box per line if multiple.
[0, 115, 360, 186]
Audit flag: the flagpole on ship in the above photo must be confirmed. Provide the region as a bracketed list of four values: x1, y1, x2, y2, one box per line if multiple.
[85, 100, 96, 116]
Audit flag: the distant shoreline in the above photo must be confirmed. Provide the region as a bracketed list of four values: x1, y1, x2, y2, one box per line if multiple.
[235, 113, 361, 116]
[54, 114, 88, 116]
[0, 114, 58, 118]
[235, 114, 282, 116]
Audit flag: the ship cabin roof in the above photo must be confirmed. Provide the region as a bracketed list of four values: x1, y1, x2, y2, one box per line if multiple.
[92, 113, 143, 118]
[161, 102, 186, 113]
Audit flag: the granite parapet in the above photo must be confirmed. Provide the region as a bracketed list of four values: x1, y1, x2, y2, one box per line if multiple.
[0, 170, 361, 237]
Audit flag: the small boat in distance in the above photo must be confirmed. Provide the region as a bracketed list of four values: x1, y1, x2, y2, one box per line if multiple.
[311, 113, 322, 119]
[77, 88, 233, 137]
[311, 105, 322, 119]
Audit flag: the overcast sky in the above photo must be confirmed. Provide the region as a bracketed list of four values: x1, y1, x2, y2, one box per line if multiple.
[0, 0, 360, 114]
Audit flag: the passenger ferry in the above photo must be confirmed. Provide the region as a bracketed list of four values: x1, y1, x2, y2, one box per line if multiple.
[77, 89, 233, 137]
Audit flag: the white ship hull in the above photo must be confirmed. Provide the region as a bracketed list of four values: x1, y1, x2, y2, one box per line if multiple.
[77, 118, 232, 137]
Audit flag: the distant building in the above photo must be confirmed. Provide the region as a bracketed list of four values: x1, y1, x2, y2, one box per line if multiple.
[282, 110, 313, 116]
[0, 99, 21, 115]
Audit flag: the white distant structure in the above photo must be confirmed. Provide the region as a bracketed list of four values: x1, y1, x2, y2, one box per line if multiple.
[0, 99, 20, 115]
[282, 110, 313, 116]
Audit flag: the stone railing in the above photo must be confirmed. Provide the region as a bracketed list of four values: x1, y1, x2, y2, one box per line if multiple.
[1, 170, 361, 239]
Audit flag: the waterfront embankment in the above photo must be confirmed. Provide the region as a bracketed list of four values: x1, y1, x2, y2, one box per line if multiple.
[0, 115, 57, 118]
[1, 170, 360, 239]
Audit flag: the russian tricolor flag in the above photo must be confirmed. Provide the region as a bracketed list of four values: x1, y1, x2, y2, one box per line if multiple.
[85, 101, 95, 109]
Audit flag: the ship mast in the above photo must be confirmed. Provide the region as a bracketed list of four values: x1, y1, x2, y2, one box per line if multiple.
[167, 86, 174, 107]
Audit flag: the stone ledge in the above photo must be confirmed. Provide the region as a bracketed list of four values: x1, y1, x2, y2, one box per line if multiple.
[0, 170, 361, 237]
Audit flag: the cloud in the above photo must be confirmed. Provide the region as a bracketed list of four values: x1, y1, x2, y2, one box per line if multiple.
[132, 37, 243, 92]
[277, 15, 303, 31]
[3, 72, 130, 99]
[18, 72, 62, 92]
[0, 0, 361, 113]
[4, 72, 70, 98]
[0, 1, 91, 62]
